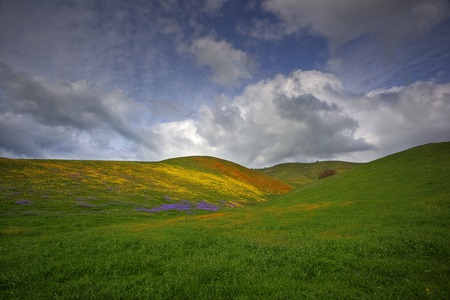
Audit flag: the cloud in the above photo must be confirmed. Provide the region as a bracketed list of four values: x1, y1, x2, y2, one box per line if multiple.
[159, 70, 373, 167]
[158, 70, 450, 167]
[1, 62, 449, 166]
[190, 36, 255, 88]
[0, 63, 158, 159]
[253, 0, 450, 47]
[204, 0, 229, 13]
[151, 119, 215, 159]
[355, 81, 450, 157]
[0, 0, 216, 107]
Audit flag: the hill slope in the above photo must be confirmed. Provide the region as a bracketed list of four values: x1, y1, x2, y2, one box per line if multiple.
[256, 160, 358, 187]
[226, 141, 450, 297]
[273, 141, 450, 205]
[0, 156, 291, 213]
[1, 142, 449, 299]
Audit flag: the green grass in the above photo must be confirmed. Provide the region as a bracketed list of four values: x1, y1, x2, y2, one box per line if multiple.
[256, 160, 358, 187]
[1, 142, 449, 299]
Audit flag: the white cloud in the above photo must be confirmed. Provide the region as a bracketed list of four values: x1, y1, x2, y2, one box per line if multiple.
[157, 70, 372, 167]
[157, 70, 450, 167]
[353, 81, 450, 158]
[190, 36, 255, 88]
[151, 119, 216, 159]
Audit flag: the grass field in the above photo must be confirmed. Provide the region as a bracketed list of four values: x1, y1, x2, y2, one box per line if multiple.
[1, 142, 449, 299]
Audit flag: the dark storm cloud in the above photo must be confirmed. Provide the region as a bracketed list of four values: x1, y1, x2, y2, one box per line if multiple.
[258, 0, 450, 47]
[0, 63, 158, 158]
[0, 114, 44, 157]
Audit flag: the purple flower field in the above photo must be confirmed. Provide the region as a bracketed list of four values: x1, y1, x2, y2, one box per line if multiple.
[136, 200, 220, 213]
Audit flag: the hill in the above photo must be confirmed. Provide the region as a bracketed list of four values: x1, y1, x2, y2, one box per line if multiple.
[0, 156, 291, 214]
[1, 142, 449, 299]
[273, 142, 450, 205]
[256, 160, 359, 187]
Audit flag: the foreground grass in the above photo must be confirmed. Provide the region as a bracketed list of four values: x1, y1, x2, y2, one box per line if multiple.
[1, 143, 449, 299]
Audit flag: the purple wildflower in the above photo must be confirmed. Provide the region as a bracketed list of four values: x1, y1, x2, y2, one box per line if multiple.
[135, 207, 153, 213]
[15, 200, 32, 206]
[150, 203, 192, 212]
[197, 201, 219, 211]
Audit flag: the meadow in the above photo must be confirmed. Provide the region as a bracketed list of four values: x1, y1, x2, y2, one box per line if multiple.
[1, 142, 449, 299]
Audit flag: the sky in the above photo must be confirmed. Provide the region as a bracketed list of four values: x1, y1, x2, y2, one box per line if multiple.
[1, 0, 450, 167]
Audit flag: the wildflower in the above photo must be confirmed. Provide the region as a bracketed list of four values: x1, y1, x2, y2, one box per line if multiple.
[150, 203, 192, 212]
[135, 207, 153, 213]
[196, 201, 219, 211]
[15, 200, 32, 206]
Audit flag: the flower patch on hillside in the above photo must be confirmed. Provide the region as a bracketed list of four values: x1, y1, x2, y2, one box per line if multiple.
[136, 199, 222, 213]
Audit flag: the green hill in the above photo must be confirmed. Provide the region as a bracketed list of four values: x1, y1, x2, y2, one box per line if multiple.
[1, 142, 449, 299]
[273, 142, 450, 205]
[256, 160, 359, 187]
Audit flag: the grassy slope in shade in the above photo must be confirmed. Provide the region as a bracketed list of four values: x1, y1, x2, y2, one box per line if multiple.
[256, 160, 359, 187]
[0, 142, 449, 299]
[0, 156, 291, 214]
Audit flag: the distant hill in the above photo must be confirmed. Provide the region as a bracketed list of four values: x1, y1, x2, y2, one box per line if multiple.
[0, 156, 291, 211]
[272, 142, 450, 206]
[256, 161, 359, 187]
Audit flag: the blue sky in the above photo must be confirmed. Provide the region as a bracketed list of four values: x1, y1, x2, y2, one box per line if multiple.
[1, 0, 450, 167]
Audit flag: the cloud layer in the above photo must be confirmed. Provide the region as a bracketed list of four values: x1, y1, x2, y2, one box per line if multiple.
[1, 0, 449, 167]
[153, 70, 450, 166]
[1, 62, 449, 166]
[0, 63, 156, 159]
[258, 0, 450, 47]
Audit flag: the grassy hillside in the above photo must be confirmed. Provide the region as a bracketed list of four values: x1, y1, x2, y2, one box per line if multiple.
[274, 142, 450, 204]
[0, 156, 291, 216]
[256, 160, 358, 187]
[1, 142, 449, 299]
